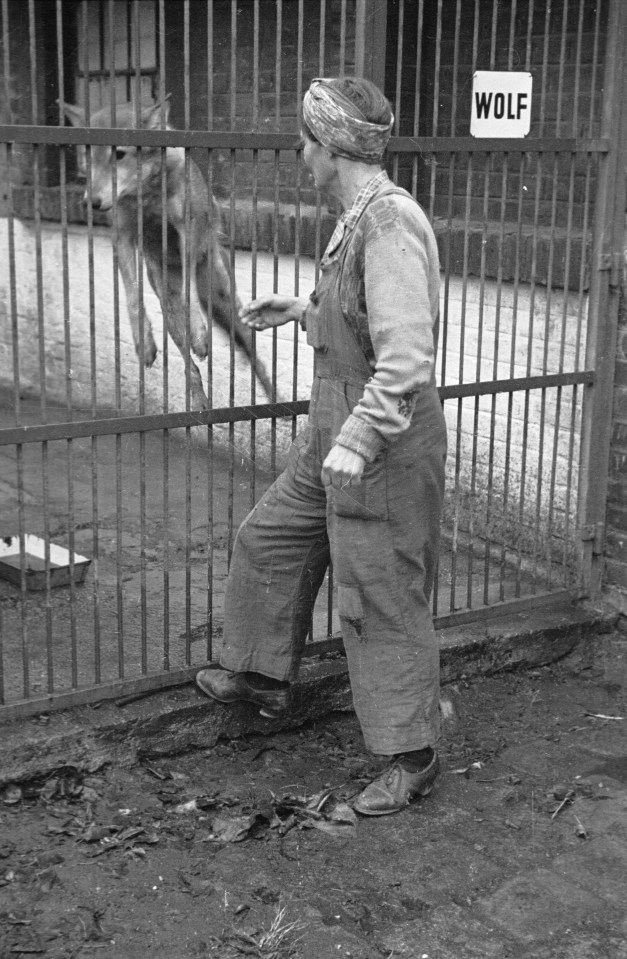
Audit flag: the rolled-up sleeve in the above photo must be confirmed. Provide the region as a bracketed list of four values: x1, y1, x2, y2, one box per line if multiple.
[335, 195, 440, 462]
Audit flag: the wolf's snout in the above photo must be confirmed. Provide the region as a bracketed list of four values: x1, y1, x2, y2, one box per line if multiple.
[84, 195, 112, 213]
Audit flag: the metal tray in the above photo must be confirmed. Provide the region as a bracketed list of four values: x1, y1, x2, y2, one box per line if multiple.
[0, 535, 91, 591]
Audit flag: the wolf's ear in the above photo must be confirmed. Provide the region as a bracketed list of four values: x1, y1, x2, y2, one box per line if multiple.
[57, 100, 86, 126]
[143, 94, 171, 129]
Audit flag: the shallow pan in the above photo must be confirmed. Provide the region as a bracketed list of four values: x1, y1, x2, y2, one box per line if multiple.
[0, 535, 91, 590]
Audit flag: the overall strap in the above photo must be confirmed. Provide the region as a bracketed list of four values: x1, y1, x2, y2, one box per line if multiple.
[335, 183, 418, 363]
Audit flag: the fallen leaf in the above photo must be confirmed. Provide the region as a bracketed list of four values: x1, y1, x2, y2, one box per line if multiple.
[308, 802, 357, 838]
[1, 784, 22, 805]
[81, 786, 100, 804]
[208, 811, 271, 843]
[82, 823, 115, 843]
[35, 866, 60, 893]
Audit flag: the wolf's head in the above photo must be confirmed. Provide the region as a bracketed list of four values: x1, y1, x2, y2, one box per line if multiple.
[58, 98, 172, 211]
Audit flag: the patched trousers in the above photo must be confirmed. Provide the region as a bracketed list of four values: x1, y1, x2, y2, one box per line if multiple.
[219, 378, 447, 755]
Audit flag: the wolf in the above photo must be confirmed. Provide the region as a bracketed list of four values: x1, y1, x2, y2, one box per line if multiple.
[59, 97, 273, 409]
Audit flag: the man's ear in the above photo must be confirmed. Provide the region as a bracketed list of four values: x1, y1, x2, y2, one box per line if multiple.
[143, 94, 171, 129]
[57, 100, 86, 126]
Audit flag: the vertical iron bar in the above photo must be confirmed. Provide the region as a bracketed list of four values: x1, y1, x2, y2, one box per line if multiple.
[205, 0, 215, 661]
[545, 3, 572, 586]
[319, 0, 326, 76]
[28, 0, 55, 691]
[184, 0, 193, 661]
[313, 0, 327, 282]
[227, 0, 237, 560]
[484, 0, 519, 604]
[500, 0, 533, 600]
[2, 0, 29, 697]
[439, 0, 461, 390]
[484, 150, 509, 606]
[248, 0, 261, 510]
[250, 0, 260, 479]
[339, 0, 347, 75]
[567, 145, 593, 578]
[293, 0, 303, 441]
[108, 0, 125, 679]
[558, 0, 586, 580]
[450, 0, 479, 614]
[392, 0, 404, 183]
[132, 0, 148, 673]
[56, 0, 79, 687]
[547, 5, 575, 584]
[410, 0, 424, 197]
[98, 0, 105, 104]
[467, 0, 498, 608]
[516, 0, 550, 595]
[427, 0, 442, 222]
[495, 0, 520, 602]
[535, 0, 565, 590]
[80, 1, 102, 684]
[157, 0, 170, 670]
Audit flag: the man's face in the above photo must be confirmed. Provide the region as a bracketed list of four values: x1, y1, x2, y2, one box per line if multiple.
[301, 132, 335, 191]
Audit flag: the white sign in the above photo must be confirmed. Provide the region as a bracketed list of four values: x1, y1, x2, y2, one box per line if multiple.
[470, 71, 532, 138]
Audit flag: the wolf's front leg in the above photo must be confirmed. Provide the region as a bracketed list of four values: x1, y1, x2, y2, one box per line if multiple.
[117, 239, 158, 367]
[176, 223, 209, 358]
[162, 295, 210, 410]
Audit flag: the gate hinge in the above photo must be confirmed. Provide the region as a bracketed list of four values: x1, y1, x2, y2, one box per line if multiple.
[598, 252, 623, 289]
[581, 522, 605, 555]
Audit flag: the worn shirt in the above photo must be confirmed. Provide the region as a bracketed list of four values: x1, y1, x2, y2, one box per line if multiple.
[316, 171, 441, 463]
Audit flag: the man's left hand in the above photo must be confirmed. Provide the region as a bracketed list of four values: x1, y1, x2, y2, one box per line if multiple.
[321, 444, 367, 489]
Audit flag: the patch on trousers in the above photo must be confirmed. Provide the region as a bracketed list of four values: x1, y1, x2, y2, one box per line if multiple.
[398, 389, 418, 418]
[338, 585, 367, 641]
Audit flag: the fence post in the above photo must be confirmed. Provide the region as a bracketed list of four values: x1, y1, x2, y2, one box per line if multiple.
[578, 0, 627, 599]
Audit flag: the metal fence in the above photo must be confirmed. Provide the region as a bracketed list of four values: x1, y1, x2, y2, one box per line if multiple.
[0, 0, 625, 718]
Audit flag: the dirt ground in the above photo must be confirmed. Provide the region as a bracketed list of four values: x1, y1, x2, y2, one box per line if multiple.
[1, 633, 627, 959]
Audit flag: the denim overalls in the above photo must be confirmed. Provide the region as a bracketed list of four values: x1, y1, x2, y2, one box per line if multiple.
[220, 185, 447, 755]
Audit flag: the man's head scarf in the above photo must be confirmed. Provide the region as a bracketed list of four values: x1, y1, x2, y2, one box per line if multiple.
[302, 78, 394, 163]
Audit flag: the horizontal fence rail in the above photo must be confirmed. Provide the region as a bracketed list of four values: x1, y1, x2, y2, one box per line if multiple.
[0, 125, 611, 154]
[0, 373, 596, 446]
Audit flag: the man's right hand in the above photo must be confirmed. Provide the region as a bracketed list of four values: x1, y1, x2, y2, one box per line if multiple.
[239, 294, 307, 331]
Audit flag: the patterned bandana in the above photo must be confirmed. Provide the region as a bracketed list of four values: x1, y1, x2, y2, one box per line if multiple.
[302, 78, 394, 163]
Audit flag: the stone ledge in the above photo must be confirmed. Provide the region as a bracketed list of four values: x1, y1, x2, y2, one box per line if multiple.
[0, 600, 617, 788]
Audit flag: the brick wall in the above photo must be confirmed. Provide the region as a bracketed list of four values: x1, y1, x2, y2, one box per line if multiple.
[139, 0, 355, 207]
[387, 0, 607, 231]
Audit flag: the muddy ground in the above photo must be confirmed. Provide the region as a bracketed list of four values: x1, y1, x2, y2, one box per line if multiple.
[1, 635, 627, 959]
